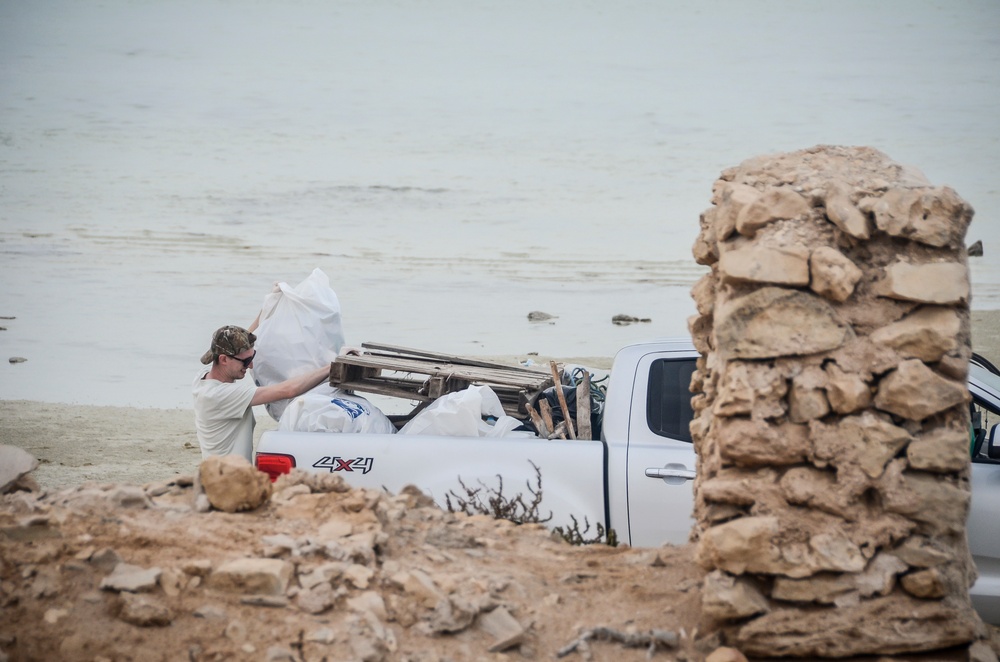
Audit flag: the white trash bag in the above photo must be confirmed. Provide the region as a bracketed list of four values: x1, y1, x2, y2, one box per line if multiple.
[253, 268, 346, 421]
[279, 386, 396, 434]
[399, 384, 536, 438]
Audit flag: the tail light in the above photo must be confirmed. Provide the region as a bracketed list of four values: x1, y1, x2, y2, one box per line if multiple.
[256, 452, 295, 482]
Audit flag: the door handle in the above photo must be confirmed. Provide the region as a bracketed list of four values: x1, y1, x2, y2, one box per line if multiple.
[645, 465, 696, 484]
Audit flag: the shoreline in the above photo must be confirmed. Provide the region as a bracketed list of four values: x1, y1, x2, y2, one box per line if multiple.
[3, 312, 999, 491]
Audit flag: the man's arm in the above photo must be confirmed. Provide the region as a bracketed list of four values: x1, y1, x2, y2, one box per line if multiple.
[251, 365, 330, 406]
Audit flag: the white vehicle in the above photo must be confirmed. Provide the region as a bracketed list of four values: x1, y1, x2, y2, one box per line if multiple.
[256, 339, 1000, 624]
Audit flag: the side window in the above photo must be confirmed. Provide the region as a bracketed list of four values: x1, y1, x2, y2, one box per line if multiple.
[646, 358, 696, 443]
[972, 394, 1000, 463]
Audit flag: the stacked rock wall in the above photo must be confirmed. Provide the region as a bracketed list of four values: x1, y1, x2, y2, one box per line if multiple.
[688, 146, 980, 657]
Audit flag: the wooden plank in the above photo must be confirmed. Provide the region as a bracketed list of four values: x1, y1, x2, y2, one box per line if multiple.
[549, 361, 576, 440]
[362, 342, 550, 374]
[576, 372, 592, 441]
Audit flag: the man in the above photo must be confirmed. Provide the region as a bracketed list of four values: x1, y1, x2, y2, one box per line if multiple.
[192, 324, 330, 462]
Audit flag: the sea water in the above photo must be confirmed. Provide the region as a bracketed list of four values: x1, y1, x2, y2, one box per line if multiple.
[1, 0, 998, 408]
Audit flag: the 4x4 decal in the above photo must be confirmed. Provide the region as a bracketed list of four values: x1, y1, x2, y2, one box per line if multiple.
[312, 456, 374, 474]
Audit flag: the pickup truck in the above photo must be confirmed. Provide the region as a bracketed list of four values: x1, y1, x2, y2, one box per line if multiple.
[254, 338, 1000, 624]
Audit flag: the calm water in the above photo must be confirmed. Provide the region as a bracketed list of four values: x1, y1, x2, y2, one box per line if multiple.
[1, 0, 998, 408]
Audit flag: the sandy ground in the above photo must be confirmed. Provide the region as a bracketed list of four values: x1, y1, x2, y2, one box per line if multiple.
[1, 314, 998, 493]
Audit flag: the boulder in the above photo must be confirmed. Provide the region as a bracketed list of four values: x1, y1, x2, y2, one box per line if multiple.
[198, 455, 272, 513]
[0, 445, 39, 494]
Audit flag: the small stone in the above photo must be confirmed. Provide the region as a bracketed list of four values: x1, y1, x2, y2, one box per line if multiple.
[207, 558, 293, 596]
[114, 593, 172, 627]
[706, 647, 749, 662]
[100, 563, 162, 593]
[8, 357, 27, 364]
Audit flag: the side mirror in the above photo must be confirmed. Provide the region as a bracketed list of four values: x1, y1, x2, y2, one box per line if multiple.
[988, 424, 1000, 460]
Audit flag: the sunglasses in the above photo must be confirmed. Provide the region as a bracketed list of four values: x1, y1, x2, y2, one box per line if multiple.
[226, 350, 256, 368]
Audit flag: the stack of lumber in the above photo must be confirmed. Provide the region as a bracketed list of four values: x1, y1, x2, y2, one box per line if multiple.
[328, 343, 557, 420]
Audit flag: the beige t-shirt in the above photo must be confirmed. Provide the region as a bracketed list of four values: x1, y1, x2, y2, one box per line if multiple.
[192, 368, 258, 462]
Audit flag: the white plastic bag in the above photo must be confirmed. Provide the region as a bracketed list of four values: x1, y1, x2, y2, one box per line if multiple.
[253, 268, 346, 421]
[278, 386, 396, 434]
[399, 385, 535, 438]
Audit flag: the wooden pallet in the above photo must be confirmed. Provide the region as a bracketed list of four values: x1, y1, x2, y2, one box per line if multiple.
[329, 342, 558, 421]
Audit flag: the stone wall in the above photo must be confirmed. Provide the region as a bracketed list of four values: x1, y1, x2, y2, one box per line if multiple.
[688, 146, 981, 657]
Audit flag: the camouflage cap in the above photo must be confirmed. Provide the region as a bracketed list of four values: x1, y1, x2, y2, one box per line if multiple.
[200, 325, 257, 365]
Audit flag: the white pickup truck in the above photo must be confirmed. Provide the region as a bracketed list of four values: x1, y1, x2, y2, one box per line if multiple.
[254, 338, 1000, 624]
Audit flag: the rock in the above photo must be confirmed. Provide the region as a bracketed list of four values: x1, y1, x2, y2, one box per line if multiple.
[706, 647, 749, 662]
[881, 467, 971, 535]
[715, 287, 851, 360]
[714, 183, 760, 241]
[99, 563, 162, 593]
[343, 563, 375, 589]
[695, 516, 866, 579]
[113, 593, 172, 627]
[771, 553, 907, 605]
[478, 606, 526, 652]
[823, 363, 871, 414]
[970, 641, 998, 662]
[716, 418, 810, 466]
[106, 486, 152, 509]
[193, 604, 228, 619]
[526, 311, 556, 322]
[880, 260, 970, 305]
[712, 361, 787, 419]
[207, 558, 293, 595]
[296, 581, 335, 614]
[347, 591, 388, 621]
[388, 569, 446, 608]
[735, 595, 977, 657]
[809, 246, 863, 302]
[718, 245, 810, 287]
[611, 314, 651, 325]
[424, 595, 479, 634]
[893, 536, 954, 568]
[968, 239, 984, 257]
[870, 306, 961, 362]
[8, 357, 27, 364]
[198, 455, 272, 513]
[874, 359, 969, 420]
[907, 425, 969, 473]
[823, 189, 870, 240]
[89, 548, 124, 573]
[701, 571, 769, 620]
[735, 188, 811, 237]
[0, 445, 39, 494]
[900, 567, 947, 599]
[866, 186, 972, 249]
[809, 411, 911, 479]
[299, 561, 347, 589]
[180, 559, 212, 577]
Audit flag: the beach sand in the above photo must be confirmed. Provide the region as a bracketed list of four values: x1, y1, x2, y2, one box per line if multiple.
[3, 310, 999, 491]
